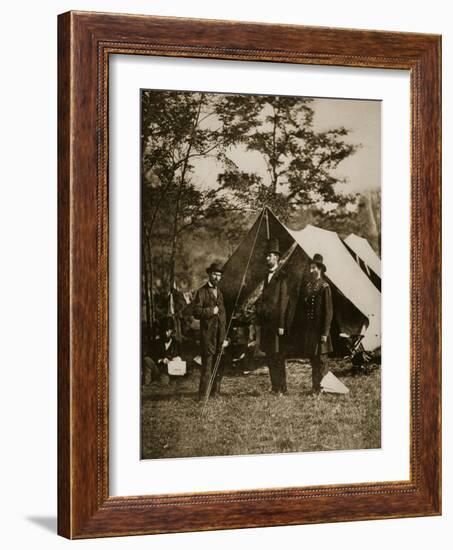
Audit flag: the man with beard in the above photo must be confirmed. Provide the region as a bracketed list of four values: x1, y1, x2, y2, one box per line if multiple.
[298, 254, 333, 394]
[256, 239, 289, 395]
[193, 262, 228, 400]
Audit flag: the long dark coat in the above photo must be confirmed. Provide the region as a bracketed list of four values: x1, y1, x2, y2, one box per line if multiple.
[192, 283, 227, 357]
[297, 278, 333, 357]
[256, 270, 289, 354]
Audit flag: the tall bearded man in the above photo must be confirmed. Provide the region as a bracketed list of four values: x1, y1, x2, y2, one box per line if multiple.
[193, 262, 228, 400]
[256, 239, 289, 395]
[298, 254, 333, 394]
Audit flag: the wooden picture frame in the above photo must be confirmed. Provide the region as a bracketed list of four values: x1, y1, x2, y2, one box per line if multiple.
[58, 10, 441, 539]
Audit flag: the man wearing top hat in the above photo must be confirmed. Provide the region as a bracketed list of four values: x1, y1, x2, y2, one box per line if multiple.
[256, 239, 289, 395]
[298, 253, 333, 394]
[193, 262, 228, 400]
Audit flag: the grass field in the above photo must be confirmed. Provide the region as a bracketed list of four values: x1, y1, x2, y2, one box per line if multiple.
[141, 359, 381, 460]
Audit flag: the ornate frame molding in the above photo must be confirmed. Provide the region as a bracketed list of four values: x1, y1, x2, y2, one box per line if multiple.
[58, 11, 441, 538]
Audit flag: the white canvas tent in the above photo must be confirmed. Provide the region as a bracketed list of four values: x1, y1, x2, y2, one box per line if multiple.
[344, 233, 381, 279]
[220, 208, 381, 352]
[288, 224, 381, 350]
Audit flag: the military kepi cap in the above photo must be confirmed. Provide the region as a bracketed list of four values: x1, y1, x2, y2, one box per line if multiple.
[311, 253, 327, 273]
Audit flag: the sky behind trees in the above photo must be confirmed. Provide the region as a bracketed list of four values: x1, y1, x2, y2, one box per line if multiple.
[192, 96, 381, 195]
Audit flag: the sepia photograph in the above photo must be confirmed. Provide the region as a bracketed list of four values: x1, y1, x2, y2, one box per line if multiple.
[140, 89, 382, 460]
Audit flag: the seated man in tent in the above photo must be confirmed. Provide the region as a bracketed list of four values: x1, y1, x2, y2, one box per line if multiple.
[297, 254, 334, 394]
[255, 239, 289, 395]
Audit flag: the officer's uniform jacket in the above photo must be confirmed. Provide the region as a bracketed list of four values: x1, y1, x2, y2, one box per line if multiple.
[193, 283, 227, 357]
[299, 277, 333, 357]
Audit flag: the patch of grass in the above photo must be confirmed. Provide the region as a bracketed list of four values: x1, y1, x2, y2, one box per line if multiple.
[140, 360, 381, 459]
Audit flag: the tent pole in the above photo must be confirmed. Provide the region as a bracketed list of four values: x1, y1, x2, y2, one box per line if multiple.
[265, 207, 270, 240]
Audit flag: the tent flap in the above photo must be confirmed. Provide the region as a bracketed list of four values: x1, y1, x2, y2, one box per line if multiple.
[345, 233, 381, 277]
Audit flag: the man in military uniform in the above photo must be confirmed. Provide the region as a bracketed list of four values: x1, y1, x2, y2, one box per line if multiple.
[193, 262, 228, 400]
[298, 253, 333, 394]
[256, 240, 289, 395]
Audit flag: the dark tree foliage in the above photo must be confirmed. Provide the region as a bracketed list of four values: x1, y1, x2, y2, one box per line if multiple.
[216, 94, 359, 222]
[142, 91, 227, 287]
[141, 90, 248, 326]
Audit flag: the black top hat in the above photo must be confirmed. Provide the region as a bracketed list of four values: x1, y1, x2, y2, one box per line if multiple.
[160, 315, 176, 333]
[206, 261, 224, 274]
[266, 238, 281, 256]
[310, 253, 327, 273]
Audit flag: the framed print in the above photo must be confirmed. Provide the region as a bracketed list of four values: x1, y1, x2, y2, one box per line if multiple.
[58, 11, 441, 538]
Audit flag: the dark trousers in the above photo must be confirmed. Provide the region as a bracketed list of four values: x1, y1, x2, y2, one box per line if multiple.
[142, 356, 159, 385]
[268, 352, 287, 393]
[311, 353, 330, 392]
[199, 353, 225, 399]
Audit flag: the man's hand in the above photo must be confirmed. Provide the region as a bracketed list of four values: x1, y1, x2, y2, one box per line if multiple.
[321, 335, 327, 343]
[213, 306, 219, 315]
[222, 339, 229, 348]
[278, 328, 285, 336]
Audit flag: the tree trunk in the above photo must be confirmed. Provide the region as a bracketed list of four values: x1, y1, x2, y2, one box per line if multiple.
[365, 190, 380, 253]
[270, 104, 279, 194]
[168, 95, 205, 290]
[141, 224, 152, 355]
[144, 226, 155, 326]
